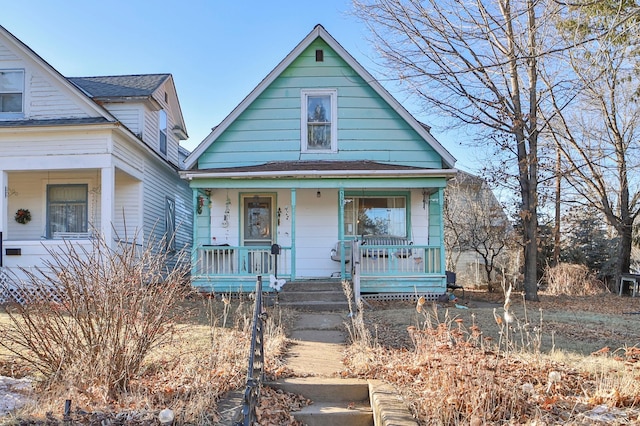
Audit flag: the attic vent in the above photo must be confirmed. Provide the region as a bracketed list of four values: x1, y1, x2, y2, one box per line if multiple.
[164, 92, 168, 103]
[315, 49, 324, 62]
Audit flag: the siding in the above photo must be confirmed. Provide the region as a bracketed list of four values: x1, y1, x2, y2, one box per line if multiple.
[197, 38, 442, 170]
[293, 189, 341, 277]
[0, 39, 19, 61]
[0, 131, 110, 158]
[1, 36, 97, 121]
[138, 81, 180, 168]
[5, 170, 101, 241]
[104, 104, 143, 136]
[113, 136, 145, 175]
[111, 132, 191, 253]
[29, 72, 90, 119]
[113, 170, 142, 240]
[142, 153, 192, 253]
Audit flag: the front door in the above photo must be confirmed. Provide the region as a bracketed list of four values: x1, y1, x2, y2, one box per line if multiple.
[243, 195, 273, 273]
[243, 196, 273, 246]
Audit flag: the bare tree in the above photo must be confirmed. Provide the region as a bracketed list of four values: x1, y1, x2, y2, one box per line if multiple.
[444, 172, 511, 291]
[443, 183, 466, 272]
[544, 1, 640, 287]
[352, 0, 562, 300]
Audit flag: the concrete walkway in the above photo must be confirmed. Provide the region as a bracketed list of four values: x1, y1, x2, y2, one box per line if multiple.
[286, 311, 348, 376]
[216, 309, 418, 425]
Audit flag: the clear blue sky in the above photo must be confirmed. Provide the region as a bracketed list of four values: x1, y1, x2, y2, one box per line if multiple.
[2, 0, 473, 170]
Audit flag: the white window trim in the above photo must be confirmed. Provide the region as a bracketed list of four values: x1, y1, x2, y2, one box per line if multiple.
[301, 89, 337, 153]
[165, 196, 176, 251]
[159, 109, 168, 156]
[41, 178, 95, 240]
[45, 183, 90, 240]
[0, 69, 25, 118]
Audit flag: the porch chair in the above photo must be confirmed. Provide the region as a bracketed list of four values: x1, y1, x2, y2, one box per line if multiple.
[446, 271, 465, 299]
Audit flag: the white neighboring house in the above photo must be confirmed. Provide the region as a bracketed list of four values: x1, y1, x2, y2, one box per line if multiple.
[0, 25, 192, 297]
[444, 171, 511, 288]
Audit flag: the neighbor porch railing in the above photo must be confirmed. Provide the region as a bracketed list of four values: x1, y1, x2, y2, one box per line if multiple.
[195, 245, 291, 277]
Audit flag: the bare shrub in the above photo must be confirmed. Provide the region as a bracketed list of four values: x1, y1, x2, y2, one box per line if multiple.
[342, 280, 371, 347]
[544, 263, 606, 295]
[0, 231, 192, 399]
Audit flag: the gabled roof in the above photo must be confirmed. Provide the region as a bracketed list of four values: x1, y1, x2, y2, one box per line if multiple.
[0, 24, 187, 166]
[184, 24, 456, 170]
[69, 74, 188, 139]
[69, 74, 171, 99]
[0, 24, 116, 122]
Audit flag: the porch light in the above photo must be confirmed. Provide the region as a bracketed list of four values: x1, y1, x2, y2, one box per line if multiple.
[317, 190, 321, 198]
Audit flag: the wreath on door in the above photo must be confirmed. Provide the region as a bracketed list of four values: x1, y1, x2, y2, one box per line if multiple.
[15, 208, 31, 224]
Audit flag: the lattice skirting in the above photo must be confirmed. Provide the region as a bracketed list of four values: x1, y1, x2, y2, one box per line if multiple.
[361, 292, 441, 302]
[0, 268, 62, 305]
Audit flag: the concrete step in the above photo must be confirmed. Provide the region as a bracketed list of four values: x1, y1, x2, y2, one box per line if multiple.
[278, 300, 350, 312]
[268, 377, 369, 403]
[268, 378, 373, 426]
[283, 280, 345, 292]
[278, 290, 348, 302]
[272, 280, 352, 311]
[294, 401, 373, 426]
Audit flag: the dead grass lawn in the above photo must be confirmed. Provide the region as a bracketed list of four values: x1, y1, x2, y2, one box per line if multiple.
[343, 290, 640, 425]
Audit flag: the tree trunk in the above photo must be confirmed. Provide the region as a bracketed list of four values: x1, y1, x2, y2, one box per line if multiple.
[553, 146, 561, 266]
[523, 216, 539, 300]
[617, 221, 633, 290]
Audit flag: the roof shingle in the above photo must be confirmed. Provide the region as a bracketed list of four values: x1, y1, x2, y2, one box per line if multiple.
[0, 117, 110, 127]
[69, 74, 170, 98]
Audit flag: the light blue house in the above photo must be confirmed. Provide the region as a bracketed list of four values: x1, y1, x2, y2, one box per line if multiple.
[182, 25, 456, 297]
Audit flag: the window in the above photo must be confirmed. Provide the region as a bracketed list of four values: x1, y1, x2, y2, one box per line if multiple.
[0, 70, 24, 114]
[344, 196, 407, 237]
[47, 184, 88, 238]
[301, 89, 337, 152]
[165, 197, 176, 251]
[159, 110, 167, 155]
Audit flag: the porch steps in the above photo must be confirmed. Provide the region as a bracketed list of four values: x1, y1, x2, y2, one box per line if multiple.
[276, 280, 351, 311]
[267, 378, 373, 426]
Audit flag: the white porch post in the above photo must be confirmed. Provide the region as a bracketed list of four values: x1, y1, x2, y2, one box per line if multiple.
[0, 171, 6, 241]
[101, 166, 114, 246]
[290, 188, 296, 279]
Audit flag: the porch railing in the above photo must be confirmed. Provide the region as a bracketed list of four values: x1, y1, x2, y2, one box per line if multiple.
[356, 244, 442, 276]
[195, 245, 291, 277]
[233, 276, 266, 426]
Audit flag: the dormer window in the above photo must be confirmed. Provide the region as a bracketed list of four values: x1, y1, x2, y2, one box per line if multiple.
[301, 89, 337, 152]
[159, 109, 167, 155]
[0, 70, 24, 116]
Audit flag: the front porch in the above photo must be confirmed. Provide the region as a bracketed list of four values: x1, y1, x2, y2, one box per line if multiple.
[192, 241, 445, 294]
[185, 170, 450, 296]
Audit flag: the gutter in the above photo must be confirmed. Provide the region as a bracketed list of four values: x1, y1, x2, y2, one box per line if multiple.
[180, 168, 458, 180]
